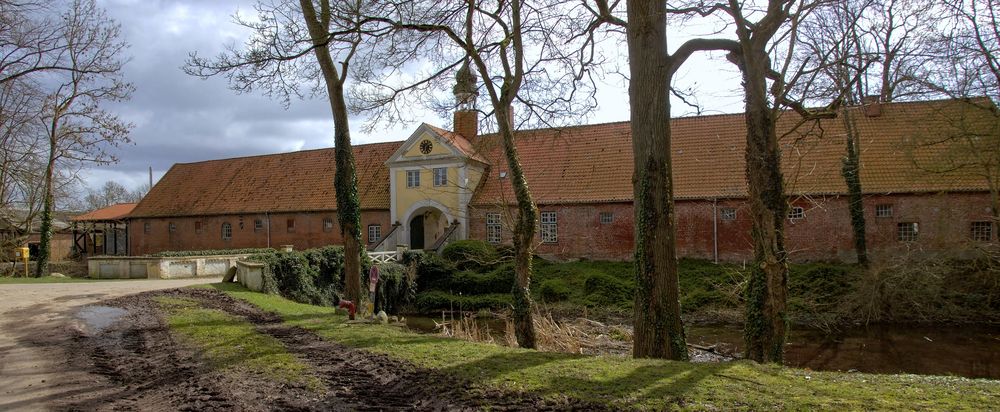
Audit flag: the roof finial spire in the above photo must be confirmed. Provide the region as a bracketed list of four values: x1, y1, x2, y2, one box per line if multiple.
[453, 59, 477, 111]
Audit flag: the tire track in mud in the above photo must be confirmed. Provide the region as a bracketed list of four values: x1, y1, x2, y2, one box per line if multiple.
[167, 288, 609, 411]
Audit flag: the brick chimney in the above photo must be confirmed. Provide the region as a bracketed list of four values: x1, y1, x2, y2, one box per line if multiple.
[454, 110, 478, 142]
[862, 95, 882, 117]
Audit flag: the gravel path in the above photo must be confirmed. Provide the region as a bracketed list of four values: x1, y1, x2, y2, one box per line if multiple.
[0, 278, 219, 411]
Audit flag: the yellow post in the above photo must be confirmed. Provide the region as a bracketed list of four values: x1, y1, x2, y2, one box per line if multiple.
[19, 246, 29, 277]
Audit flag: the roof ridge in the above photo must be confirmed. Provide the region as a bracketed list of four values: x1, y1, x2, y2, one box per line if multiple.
[173, 140, 405, 166]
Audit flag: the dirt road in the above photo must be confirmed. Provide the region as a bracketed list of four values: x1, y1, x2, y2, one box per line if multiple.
[0, 278, 219, 411]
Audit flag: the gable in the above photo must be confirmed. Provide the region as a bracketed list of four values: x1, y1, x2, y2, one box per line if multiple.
[402, 131, 454, 158]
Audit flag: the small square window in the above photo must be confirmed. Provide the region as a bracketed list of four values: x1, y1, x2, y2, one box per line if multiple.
[195, 221, 203, 234]
[433, 167, 447, 187]
[254, 219, 263, 232]
[143, 222, 151, 234]
[599, 212, 614, 224]
[897, 222, 919, 242]
[720, 208, 736, 221]
[323, 217, 334, 232]
[875, 204, 893, 218]
[407, 170, 420, 188]
[788, 206, 805, 220]
[287, 218, 295, 233]
[368, 224, 381, 244]
[168, 222, 176, 233]
[971, 221, 993, 241]
[486, 212, 502, 244]
[540, 211, 557, 243]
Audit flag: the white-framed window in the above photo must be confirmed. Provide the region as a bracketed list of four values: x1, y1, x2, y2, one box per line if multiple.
[433, 167, 448, 186]
[971, 221, 993, 241]
[323, 217, 334, 232]
[254, 219, 263, 232]
[875, 204, 893, 218]
[540, 211, 557, 243]
[486, 213, 502, 244]
[368, 224, 381, 244]
[599, 212, 613, 224]
[788, 206, 805, 220]
[406, 170, 420, 188]
[221, 222, 232, 241]
[897, 222, 918, 242]
[720, 208, 736, 221]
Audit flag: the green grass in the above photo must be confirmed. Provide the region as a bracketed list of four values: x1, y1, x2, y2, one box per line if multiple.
[154, 295, 323, 391]
[0, 275, 108, 284]
[209, 282, 1000, 410]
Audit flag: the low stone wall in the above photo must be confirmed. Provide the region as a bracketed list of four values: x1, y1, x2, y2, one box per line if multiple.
[236, 260, 266, 291]
[88, 254, 254, 279]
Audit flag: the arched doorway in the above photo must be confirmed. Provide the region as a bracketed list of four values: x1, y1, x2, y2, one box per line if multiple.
[407, 207, 448, 250]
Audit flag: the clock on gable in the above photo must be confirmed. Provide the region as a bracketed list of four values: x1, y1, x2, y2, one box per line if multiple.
[419, 139, 434, 154]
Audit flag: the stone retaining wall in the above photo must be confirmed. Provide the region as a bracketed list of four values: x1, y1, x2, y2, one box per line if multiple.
[88, 254, 254, 279]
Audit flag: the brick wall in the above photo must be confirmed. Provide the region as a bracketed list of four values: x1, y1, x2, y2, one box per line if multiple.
[468, 192, 996, 262]
[129, 210, 391, 255]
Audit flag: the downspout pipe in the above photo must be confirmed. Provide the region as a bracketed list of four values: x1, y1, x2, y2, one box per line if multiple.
[713, 198, 719, 264]
[266, 212, 271, 249]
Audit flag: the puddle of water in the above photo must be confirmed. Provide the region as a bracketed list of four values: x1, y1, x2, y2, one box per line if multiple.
[76, 306, 127, 334]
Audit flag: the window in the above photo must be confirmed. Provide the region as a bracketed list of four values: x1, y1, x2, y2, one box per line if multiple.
[221, 222, 232, 241]
[286, 218, 295, 233]
[971, 221, 993, 241]
[540, 211, 557, 243]
[323, 217, 334, 233]
[897, 222, 919, 241]
[254, 219, 263, 232]
[788, 206, 805, 220]
[433, 167, 448, 186]
[238, 217, 244, 230]
[599, 212, 614, 224]
[368, 224, 381, 244]
[875, 204, 893, 218]
[168, 222, 176, 233]
[486, 213, 502, 244]
[143, 222, 151, 234]
[195, 221, 203, 234]
[720, 208, 736, 221]
[407, 170, 420, 188]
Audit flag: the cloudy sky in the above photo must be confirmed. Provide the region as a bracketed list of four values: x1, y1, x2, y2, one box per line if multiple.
[84, 0, 746, 193]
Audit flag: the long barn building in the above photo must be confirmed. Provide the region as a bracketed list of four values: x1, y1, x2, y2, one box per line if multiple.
[127, 97, 997, 262]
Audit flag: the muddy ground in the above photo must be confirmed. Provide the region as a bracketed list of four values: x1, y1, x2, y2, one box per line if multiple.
[56, 288, 607, 411]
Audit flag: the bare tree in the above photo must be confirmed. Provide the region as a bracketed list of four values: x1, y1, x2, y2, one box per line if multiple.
[358, 0, 600, 349]
[82, 180, 132, 210]
[35, 0, 132, 276]
[186, 0, 376, 315]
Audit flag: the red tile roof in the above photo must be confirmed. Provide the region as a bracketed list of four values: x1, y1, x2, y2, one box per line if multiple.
[470, 98, 993, 205]
[72, 203, 137, 222]
[132, 98, 992, 217]
[129, 142, 401, 218]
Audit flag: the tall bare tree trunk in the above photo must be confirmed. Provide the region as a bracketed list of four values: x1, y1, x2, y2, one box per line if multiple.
[35, 134, 56, 277]
[496, 104, 537, 349]
[740, 49, 788, 364]
[300, 0, 362, 317]
[626, 0, 687, 360]
[841, 109, 868, 266]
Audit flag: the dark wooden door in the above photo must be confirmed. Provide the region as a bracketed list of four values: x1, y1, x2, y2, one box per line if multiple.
[410, 215, 424, 249]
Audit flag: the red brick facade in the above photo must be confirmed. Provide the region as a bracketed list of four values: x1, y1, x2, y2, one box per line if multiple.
[129, 210, 391, 256]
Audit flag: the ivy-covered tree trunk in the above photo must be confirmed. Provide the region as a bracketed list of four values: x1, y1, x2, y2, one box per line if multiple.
[626, 0, 687, 360]
[495, 105, 537, 349]
[35, 135, 57, 277]
[299, 0, 362, 317]
[741, 48, 788, 364]
[840, 109, 868, 267]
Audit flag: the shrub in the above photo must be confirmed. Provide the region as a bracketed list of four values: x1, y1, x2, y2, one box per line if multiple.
[251, 251, 331, 306]
[539, 279, 572, 302]
[441, 240, 499, 270]
[368, 262, 415, 314]
[582, 272, 634, 307]
[412, 290, 511, 313]
[151, 248, 271, 257]
[448, 264, 515, 294]
[404, 252, 457, 292]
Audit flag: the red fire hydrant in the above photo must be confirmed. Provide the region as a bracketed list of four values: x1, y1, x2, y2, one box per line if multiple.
[338, 300, 357, 320]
